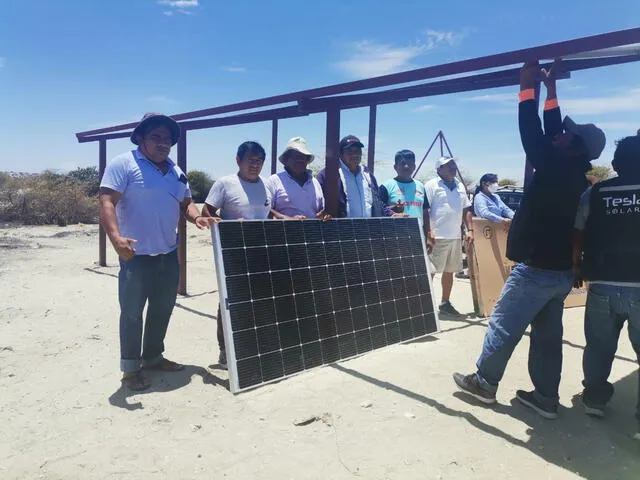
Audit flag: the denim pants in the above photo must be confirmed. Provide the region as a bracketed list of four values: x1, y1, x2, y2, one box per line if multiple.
[118, 249, 179, 373]
[582, 283, 640, 423]
[476, 263, 574, 405]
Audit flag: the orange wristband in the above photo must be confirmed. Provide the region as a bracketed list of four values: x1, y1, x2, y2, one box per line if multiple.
[544, 98, 559, 110]
[519, 89, 535, 102]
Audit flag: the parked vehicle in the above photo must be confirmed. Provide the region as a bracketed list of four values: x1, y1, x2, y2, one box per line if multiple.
[496, 186, 524, 212]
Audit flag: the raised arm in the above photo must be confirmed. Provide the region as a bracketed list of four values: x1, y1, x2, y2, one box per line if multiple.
[541, 60, 562, 137]
[518, 61, 547, 171]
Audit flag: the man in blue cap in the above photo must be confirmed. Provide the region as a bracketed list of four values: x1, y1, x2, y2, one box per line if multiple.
[317, 135, 383, 218]
[100, 113, 217, 390]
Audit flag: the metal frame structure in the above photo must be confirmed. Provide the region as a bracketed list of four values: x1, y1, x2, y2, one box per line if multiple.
[76, 28, 640, 294]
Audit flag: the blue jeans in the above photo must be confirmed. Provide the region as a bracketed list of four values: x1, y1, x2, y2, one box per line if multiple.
[476, 264, 574, 405]
[582, 283, 640, 422]
[118, 250, 180, 373]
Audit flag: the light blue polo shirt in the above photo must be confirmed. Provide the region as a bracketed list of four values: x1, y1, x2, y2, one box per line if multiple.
[100, 149, 191, 255]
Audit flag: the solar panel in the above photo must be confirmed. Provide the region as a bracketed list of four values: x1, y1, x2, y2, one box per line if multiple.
[211, 217, 439, 393]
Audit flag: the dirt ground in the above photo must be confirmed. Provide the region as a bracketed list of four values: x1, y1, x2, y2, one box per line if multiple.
[1, 222, 638, 480]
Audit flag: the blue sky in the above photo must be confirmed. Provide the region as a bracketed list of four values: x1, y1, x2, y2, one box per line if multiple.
[1, 0, 639, 184]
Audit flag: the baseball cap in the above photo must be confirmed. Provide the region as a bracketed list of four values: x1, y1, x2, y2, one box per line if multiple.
[563, 116, 606, 161]
[435, 156, 456, 169]
[339, 135, 365, 151]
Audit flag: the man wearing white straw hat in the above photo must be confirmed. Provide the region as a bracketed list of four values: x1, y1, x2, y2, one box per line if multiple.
[266, 137, 330, 220]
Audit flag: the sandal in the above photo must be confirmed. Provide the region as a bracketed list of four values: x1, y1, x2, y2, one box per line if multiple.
[121, 371, 150, 391]
[143, 358, 184, 372]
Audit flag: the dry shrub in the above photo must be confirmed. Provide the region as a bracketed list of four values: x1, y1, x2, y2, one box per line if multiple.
[0, 172, 98, 226]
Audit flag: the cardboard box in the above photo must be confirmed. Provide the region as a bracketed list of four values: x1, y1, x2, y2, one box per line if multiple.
[468, 218, 586, 317]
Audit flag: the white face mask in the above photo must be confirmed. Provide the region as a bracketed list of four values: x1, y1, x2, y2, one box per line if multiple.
[487, 183, 499, 194]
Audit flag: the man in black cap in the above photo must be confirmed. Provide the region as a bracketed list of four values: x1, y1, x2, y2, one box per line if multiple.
[317, 135, 383, 218]
[453, 61, 606, 419]
[573, 135, 640, 439]
[99, 113, 217, 390]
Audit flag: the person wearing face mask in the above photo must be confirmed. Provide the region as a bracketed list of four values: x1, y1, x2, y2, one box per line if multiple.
[473, 173, 515, 224]
[454, 60, 606, 420]
[266, 137, 329, 220]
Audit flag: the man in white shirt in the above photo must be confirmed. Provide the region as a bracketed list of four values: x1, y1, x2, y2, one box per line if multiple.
[202, 141, 272, 367]
[425, 156, 474, 316]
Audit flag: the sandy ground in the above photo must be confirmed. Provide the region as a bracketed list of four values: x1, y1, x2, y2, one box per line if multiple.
[1, 222, 639, 480]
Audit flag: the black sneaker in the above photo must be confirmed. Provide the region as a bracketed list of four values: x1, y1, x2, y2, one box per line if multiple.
[218, 349, 227, 370]
[516, 390, 558, 419]
[439, 301, 461, 316]
[453, 372, 497, 405]
[580, 394, 605, 418]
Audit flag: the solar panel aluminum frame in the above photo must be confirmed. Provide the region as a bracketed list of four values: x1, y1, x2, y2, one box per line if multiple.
[211, 224, 243, 392]
[211, 218, 440, 394]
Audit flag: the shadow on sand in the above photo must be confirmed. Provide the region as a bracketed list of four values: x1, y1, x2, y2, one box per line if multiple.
[333, 363, 639, 479]
[108, 364, 229, 411]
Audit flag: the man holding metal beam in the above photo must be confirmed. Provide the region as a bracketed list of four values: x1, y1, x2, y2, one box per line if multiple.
[454, 60, 606, 419]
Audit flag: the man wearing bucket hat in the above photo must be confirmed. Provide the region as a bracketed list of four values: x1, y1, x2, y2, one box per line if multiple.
[99, 113, 217, 391]
[266, 137, 329, 220]
[454, 61, 606, 420]
[317, 135, 384, 218]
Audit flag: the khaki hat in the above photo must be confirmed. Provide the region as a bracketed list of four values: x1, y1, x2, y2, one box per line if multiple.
[279, 137, 315, 164]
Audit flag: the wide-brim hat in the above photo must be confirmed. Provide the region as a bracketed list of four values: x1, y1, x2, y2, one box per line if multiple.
[130, 113, 181, 146]
[279, 137, 315, 164]
[563, 116, 606, 161]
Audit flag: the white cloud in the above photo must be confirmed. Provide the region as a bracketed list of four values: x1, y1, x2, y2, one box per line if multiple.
[336, 40, 427, 78]
[464, 93, 514, 103]
[412, 104, 437, 112]
[466, 88, 640, 116]
[158, 0, 198, 7]
[146, 95, 178, 104]
[596, 122, 639, 131]
[221, 66, 247, 73]
[424, 29, 467, 48]
[335, 29, 466, 79]
[158, 0, 198, 15]
[0, 57, 5, 68]
[562, 89, 640, 115]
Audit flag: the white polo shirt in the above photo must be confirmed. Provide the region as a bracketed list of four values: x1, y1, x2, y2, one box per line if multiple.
[425, 176, 470, 239]
[204, 174, 271, 220]
[266, 170, 325, 218]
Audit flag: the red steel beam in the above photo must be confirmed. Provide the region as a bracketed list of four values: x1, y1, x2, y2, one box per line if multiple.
[324, 108, 341, 217]
[76, 28, 640, 139]
[77, 54, 639, 145]
[367, 105, 377, 173]
[271, 119, 278, 175]
[177, 134, 188, 295]
[98, 139, 107, 267]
